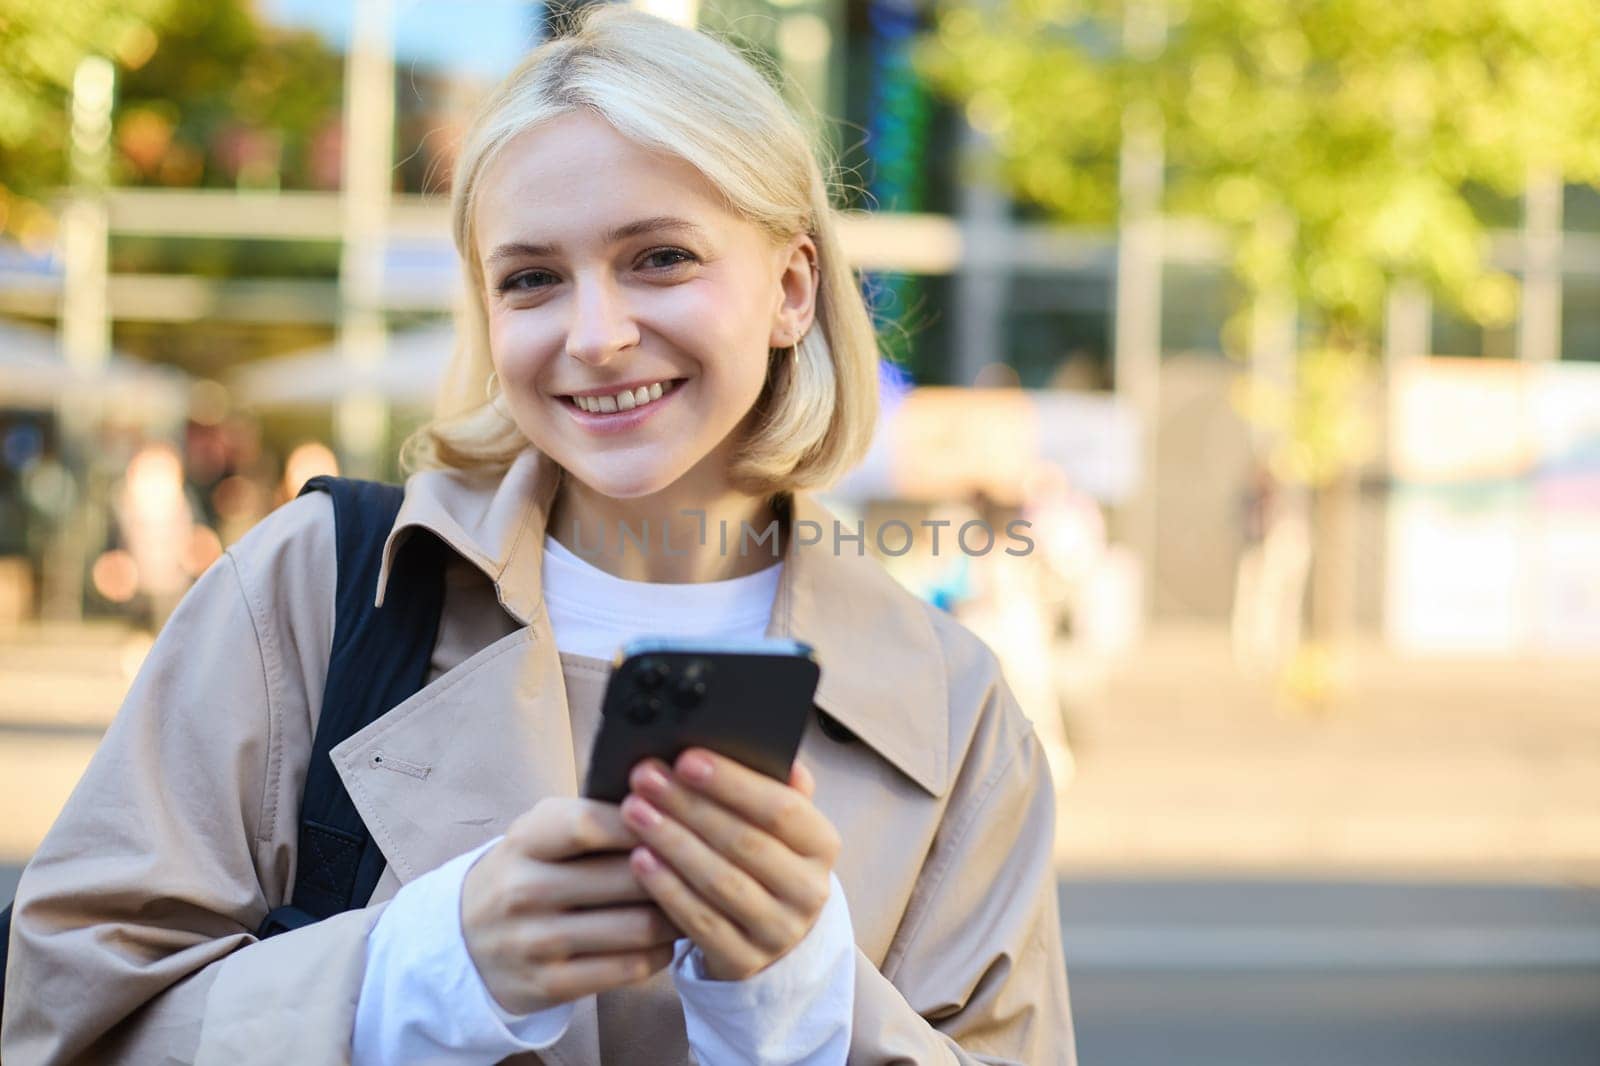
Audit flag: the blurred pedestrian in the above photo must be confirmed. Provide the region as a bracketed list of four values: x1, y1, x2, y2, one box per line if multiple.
[1231, 460, 1310, 674]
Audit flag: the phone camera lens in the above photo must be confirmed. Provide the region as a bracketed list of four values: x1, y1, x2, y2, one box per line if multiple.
[626, 693, 664, 723]
[672, 660, 710, 709]
[634, 658, 669, 690]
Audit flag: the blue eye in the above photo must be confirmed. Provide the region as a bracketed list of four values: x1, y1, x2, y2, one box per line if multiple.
[642, 247, 696, 269]
[498, 270, 555, 293]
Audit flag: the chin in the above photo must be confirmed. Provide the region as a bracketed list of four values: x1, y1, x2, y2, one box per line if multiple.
[562, 457, 691, 502]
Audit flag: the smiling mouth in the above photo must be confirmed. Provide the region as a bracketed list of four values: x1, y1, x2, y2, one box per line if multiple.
[563, 378, 685, 414]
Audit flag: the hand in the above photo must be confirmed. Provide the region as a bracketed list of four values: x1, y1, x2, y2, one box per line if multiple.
[461, 797, 680, 1015]
[620, 749, 842, 982]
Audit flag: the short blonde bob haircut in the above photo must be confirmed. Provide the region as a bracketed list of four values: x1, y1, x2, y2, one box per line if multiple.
[403, 5, 880, 496]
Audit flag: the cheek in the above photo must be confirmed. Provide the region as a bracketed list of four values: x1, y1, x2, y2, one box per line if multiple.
[726, 313, 781, 401]
[728, 344, 773, 405]
[487, 310, 554, 391]
[657, 282, 774, 387]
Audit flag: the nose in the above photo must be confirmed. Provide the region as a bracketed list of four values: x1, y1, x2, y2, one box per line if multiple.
[564, 273, 641, 366]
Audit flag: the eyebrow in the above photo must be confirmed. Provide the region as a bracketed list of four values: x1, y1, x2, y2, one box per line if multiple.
[484, 216, 711, 265]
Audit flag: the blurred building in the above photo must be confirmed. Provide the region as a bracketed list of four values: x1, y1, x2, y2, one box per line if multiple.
[1, 0, 1597, 655]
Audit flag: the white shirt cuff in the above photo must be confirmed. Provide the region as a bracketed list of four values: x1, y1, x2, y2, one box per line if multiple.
[671, 871, 855, 1064]
[353, 836, 575, 1064]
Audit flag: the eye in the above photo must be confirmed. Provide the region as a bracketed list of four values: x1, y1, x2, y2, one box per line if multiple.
[640, 247, 697, 270]
[497, 269, 557, 294]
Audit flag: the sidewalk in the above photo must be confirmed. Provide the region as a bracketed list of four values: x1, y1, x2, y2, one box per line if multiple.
[1052, 624, 1600, 882]
[4, 621, 1599, 882]
[0, 623, 147, 862]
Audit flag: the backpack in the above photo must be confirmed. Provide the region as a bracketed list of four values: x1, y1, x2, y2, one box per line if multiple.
[0, 476, 445, 1023]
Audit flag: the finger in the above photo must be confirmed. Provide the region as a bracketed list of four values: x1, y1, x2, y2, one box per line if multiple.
[517, 904, 680, 962]
[790, 761, 816, 799]
[508, 799, 640, 862]
[620, 795, 799, 953]
[512, 853, 652, 912]
[630, 846, 766, 980]
[629, 762, 827, 914]
[671, 749, 841, 861]
[532, 945, 676, 1003]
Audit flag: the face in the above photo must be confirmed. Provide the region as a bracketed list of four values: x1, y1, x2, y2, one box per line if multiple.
[474, 110, 816, 501]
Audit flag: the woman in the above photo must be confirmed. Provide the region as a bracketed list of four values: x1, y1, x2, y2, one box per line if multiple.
[2, 8, 1075, 1064]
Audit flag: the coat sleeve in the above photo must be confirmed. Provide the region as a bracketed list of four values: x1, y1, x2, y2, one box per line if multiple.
[0, 495, 383, 1066]
[849, 697, 1077, 1065]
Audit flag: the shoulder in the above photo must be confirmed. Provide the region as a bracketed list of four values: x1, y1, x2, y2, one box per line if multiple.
[790, 491, 1041, 799]
[224, 491, 337, 622]
[219, 491, 340, 715]
[917, 597, 1039, 786]
[842, 543, 1038, 795]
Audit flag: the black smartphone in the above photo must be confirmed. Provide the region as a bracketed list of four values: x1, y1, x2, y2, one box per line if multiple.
[581, 637, 821, 803]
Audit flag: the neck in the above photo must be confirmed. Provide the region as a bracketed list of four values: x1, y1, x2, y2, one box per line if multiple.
[548, 471, 783, 584]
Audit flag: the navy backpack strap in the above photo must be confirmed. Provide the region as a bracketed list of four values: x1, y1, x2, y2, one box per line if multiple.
[257, 475, 446, 938]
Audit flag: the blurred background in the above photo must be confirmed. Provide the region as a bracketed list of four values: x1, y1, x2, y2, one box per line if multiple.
[2, 0, 1598, 1061]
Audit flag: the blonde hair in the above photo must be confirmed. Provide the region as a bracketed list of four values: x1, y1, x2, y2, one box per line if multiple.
[402, 5, 879, 496]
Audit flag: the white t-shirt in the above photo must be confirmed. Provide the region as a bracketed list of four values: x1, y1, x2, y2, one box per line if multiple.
[540, 532, 781, 656]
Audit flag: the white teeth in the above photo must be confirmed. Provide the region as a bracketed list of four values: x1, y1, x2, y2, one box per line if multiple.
[572, 379, 676, 414]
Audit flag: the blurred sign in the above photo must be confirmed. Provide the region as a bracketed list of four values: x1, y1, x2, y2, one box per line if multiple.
[889, 387, 1038, 504]
[831, 386, 1138, 505]
[1387, 358, 1600, 653]
[1389, 359, 1537, 480]
[1032, 390, 1140, 504]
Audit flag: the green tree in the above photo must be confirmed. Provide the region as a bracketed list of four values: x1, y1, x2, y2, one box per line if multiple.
[918, 0, 1600, 654]
[0, 0, 177, 244]
[115, 0, 344, 193]
[0, 0, 343, 250]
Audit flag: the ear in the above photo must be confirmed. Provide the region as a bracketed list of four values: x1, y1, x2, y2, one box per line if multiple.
[769, 234, 820, 348]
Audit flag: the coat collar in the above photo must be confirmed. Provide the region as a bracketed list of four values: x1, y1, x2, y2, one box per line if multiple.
[372, 449, 948, 797]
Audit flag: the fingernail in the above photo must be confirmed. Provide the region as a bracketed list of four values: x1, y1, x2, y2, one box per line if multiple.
[622, 795, 662, 829]
[678, 751, 713, 783]
[632, 846, 661, 873]
[632, 763, 670, 795]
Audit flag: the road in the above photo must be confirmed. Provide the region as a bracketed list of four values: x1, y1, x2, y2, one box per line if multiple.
[1061, 878, 1600, 1066]
[4, 866, 1596, 1064]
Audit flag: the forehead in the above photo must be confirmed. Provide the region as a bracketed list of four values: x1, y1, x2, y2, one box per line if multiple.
[473, 111, 741, 256]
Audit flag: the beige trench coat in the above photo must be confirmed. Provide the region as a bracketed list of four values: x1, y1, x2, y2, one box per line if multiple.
[3, 450, 1076, 1065]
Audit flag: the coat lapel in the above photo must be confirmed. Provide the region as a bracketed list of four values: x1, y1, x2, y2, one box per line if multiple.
[333, 448, 573, 883]
[355, 451, 952, 821]
[335, 451, 614, 1062]
[328, 614, 607, 1065]
[327, 623, 564, 884]
[773, 493, 950, 797]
